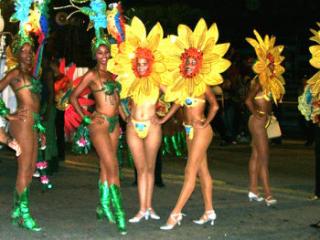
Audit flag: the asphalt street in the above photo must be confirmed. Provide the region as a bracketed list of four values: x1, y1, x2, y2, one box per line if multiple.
[0, 138, 319, 240]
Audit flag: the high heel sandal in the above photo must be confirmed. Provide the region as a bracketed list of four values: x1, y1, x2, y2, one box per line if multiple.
[193, 210, 216, 225]
[148, 208, 160, 220]
[128, 210, 149, 223]
[265, 196, 277, 206]
[248, 192, 264, 202]
[160, 213, 185, 230]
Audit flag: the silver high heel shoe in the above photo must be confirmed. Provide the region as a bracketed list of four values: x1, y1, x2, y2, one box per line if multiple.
[193, 210, 216, 225]
[248, 192, 264, 202]
[148, 208, 160, 220]
[129, 210, 149, 223]
[160, 213, 185, 230]
[265, 196, 277, 206]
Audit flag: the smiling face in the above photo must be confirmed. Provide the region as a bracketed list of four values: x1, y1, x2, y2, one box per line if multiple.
[136, 58, 149, 77]
[18, 43, 33, 66]
[95, 44, 110, 65]
[184, 57, 198, 77]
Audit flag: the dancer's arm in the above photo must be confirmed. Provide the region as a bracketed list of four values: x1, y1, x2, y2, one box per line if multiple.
[70, 71, 93, 119]
[0, 70, 26, 121]
[153, 84, 179, 124]
[200, 86, 219, 128]
[245, 80, 261, 118]
[0, 69, 15, 92]
[156, 103, 180, 124]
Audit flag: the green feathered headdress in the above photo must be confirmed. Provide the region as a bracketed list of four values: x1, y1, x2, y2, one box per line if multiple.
[9, 0, 34, 56]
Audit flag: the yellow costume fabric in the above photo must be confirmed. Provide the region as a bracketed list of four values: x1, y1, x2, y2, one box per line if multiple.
[183, 123, 194, 140]
[131, 118, 151, 139]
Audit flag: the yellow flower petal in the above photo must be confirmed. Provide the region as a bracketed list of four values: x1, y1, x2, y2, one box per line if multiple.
[211, 43, 231, 57]
[177, 24, 192, 48]
[153, 62, 167, 73]
[211, 58, 231, 74]
[193, 18, 207, 49]
[130, 17, 146, 40]
[147, 22, 163, 51]
[207, 23, 219, 44]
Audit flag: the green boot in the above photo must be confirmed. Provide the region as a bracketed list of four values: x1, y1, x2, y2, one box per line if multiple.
[171, 134, 182, 157]
[109, 184, 127, 235]
[18, 187, 41, 232]
[11, 189, 20, 225]
[163, 135, 171, 155]
[96, 181, 115, 223]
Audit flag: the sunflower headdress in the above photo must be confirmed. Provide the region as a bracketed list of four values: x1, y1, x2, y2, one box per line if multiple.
[306, 22, 320, 97]
[107, 16, 167, 105]
[298, 23, 320, 124]
[246, 30, 285, 104]
[160, 18, 231, 105]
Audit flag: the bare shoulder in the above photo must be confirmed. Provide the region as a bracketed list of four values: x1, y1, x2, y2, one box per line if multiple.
[2, 68, 19, 82]
[82, 69, 97, 82]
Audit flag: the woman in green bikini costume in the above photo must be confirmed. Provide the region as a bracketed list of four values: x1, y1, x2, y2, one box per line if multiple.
[0, 36, 42, 231]
[245, 30, 285, 206]
[70, 40, 126, 235]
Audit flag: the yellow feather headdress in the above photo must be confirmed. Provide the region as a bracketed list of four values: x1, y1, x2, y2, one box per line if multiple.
[307, 22, 320, 97]
[246, 30, 286, 104]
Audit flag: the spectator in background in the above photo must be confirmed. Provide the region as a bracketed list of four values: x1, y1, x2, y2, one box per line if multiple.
[220, 47, 242, 145]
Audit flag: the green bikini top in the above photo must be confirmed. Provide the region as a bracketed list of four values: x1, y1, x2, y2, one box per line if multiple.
[15, 77, 42, 95]
[93, 80, 121, 95]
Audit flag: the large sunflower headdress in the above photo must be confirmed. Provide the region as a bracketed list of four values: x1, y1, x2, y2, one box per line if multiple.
[306, 22, 320, 97]
[107, 16, 167, 105]
[160, 18, 231, 105]
[298, 23, 320, 124]
[246, 30, 285, 103]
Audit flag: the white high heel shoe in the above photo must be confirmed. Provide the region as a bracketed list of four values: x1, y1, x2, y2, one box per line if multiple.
[148, 208, 160, 220]
[160, 213, 185, 230]
[248, 192, 264, 202]
[265, 196, 277, 206]
[129, 210, 149, 223]
[193, 210, 216, 225]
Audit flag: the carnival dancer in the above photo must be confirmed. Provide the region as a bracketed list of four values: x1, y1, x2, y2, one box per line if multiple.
[67, 0, 126, 235]
[0, 0, 47, 231]
[298, 23, 320, 203]
[245, 30, 285, 206]
[108, 16, 167, 223]
[157, 18, 231, 229]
